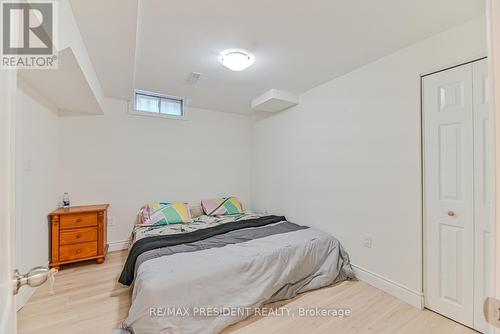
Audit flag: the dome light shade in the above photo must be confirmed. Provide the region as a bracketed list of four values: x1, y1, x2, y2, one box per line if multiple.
[219, 49, 255, 71]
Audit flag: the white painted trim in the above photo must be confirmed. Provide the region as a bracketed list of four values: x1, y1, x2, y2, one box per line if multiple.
[352, 264, 424, 309]
[487, 1, 500, 333]
[108, 239, 130, 252]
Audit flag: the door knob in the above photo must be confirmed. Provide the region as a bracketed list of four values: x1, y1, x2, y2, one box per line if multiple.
[484, 297, 500, 328]
[448, 211, 456, 217]
[12, 266, 57, 295]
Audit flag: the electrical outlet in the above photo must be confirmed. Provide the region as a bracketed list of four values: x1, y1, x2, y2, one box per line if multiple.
[363, 234, 373, 248]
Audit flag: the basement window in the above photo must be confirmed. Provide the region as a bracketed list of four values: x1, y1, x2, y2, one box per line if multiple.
[132, 90, 185, 119]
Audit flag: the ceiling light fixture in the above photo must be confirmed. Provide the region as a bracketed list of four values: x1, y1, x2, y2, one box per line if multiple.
[219, 49, 255, 71]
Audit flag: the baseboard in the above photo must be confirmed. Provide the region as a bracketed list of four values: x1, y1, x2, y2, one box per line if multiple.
[108, 239, 130, 252]
[351, 264, 424, 309]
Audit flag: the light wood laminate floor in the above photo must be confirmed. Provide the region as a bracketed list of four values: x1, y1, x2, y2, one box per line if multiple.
[17, 250, 477, 334]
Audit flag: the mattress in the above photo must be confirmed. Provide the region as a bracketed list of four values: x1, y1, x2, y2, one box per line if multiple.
[118, 214, 354, 334]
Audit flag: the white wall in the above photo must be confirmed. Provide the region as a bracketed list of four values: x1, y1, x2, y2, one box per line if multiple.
[250, 17, 487, 305]
[15, 80, 60, 309]
[58, 98, 252, 245]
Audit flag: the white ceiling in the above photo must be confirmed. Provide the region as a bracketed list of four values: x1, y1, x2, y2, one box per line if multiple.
[69, 0, 138, 99]
[70, 0, 484, 114]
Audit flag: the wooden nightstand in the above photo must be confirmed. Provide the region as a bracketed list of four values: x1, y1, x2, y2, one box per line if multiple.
[49, 204, 109, 269]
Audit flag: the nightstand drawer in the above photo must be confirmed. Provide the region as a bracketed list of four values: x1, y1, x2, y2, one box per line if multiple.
[60, 212, 97, 229]
[60, 227, 97, 245]
[59, 242, 97, 261]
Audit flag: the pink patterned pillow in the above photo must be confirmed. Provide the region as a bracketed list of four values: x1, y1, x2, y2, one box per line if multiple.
[201, 197, 243, 216]
[138, 202, 191, 226]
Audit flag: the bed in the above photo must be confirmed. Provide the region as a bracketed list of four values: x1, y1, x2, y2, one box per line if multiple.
[116, 211, 354, 334]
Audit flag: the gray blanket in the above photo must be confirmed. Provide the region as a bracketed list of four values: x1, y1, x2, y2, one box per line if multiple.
[119, 221, 354, 334]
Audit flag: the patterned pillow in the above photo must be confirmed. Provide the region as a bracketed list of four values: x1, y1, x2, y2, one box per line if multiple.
[201, 197, 244, 216]
[139, 202, 192, 226]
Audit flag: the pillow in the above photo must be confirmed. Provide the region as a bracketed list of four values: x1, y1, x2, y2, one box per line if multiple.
[139, 202, 192, 226]
[201, 197, 244, 216]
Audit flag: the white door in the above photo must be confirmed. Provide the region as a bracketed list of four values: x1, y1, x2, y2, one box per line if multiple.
[0, 69, 18, 333]
[473, 58, 493, 333]
[423, 63, 475, 327]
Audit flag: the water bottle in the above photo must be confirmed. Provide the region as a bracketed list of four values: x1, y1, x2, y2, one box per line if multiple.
[62, 192, 70, 208]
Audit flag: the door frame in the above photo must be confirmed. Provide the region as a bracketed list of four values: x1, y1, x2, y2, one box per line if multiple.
[487, 0, 500, 333]
[0, 68, 18, 333]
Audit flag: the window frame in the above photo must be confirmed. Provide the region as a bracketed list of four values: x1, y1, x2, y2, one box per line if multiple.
[130, 90, 187, 120]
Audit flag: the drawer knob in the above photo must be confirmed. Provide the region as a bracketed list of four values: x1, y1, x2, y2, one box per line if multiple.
[76, 233, 82, 239]
[76, 218, 82, 223]
[448, 211, 456, 217]
[76, 249, 81, 254]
